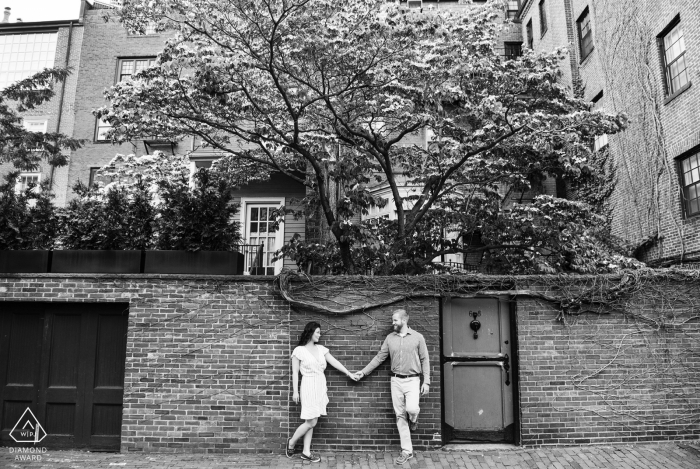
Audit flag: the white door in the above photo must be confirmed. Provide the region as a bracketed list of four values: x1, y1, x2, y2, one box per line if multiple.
[244, 203, 283, 275]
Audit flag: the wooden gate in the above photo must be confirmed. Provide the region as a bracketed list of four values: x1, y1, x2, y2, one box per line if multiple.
[0, 303, 128, 450]
[442, 297, 516, 443]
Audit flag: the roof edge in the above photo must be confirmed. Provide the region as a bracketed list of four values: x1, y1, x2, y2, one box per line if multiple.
[0, 19, 82, 32]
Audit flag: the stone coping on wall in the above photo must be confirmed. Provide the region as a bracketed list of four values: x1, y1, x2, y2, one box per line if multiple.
[0, 267, 697, 281]
[0, 273, 269, 281]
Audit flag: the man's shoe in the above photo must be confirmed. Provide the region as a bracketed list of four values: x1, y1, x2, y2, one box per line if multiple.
[285, 438, 295, 458]
[394, 451, 413, 465]
[409, 418, 418, 432]
[300, 452, 321, 463]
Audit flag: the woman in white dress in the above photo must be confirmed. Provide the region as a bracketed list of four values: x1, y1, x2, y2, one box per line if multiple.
[286, 321, 357, 462]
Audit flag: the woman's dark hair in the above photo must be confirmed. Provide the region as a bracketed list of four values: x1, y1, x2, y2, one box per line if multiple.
[298, 321, 321, 346]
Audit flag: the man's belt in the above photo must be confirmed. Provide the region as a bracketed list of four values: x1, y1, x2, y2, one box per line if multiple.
[392, 373, 420, 379]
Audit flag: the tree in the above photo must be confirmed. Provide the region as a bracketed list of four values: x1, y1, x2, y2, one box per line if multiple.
[0, 67, 82, 170]
[99, 0, 633, 274]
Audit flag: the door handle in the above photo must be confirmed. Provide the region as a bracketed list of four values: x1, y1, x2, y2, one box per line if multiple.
[503, 353, 510, 386]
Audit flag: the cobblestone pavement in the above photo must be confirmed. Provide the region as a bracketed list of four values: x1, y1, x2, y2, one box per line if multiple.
[2, 443, 700, 469]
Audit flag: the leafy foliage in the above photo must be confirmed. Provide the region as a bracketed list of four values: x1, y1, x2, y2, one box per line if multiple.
[94, 151, 242, 251]
[59, 181, 156, 250]
[1, 152, 241, 252]
[102, 0, 634, 273]
[0, 172, 60, 250]
[155, 168, 241, 251]
[0, 67, 83, 170]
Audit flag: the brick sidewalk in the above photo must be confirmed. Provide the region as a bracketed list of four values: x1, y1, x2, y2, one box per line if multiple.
[2, 443, 700, 469]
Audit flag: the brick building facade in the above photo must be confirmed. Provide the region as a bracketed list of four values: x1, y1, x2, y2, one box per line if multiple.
[0, 12, 83, 206]
[518, 0, 700, 266]
[68, 6, 179, 195]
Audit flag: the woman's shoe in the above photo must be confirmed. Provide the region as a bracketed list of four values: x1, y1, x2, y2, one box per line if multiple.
[285, 438, 295, 458]
[300, 452, 321, 462]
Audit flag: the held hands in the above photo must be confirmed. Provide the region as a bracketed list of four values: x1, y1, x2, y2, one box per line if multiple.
[347, 371, 362, 382]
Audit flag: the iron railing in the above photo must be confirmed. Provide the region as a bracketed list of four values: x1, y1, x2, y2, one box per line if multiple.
[234, 243, 275, 275]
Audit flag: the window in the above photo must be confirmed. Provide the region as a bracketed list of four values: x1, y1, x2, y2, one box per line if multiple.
[594, 134, 608, 152]
[22, 118, 48, 134]
[127, 21, 158, 36]
[117, 57, 156, 82]
[680, 151, 700, 217]
[504, 42, 522, 60]
[95, 118, 112, 141]
[659, 19, 688, 96]
[367, 214, 390, 226]
[506, 1, 520, 20]
[538, 0, 547, 36]
[0, 32, 57, 90]
[22, 118, 48, 151]
[15, 172, 41, 193]
[526, 20, 533, 49]
[591, 91, 607, 151]
[193, 159, 213, 169]
[88, 167, 99, 187]
[577, 7, 593, 60]
[591, 89, 603, 103]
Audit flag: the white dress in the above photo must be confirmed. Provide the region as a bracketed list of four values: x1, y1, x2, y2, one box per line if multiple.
[292, 345, 330, 420]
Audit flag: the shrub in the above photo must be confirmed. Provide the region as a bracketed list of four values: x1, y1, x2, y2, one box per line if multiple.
[59, 180, 156, 250]
[0, 172, 59, 250]
[155, 168, 241, 251]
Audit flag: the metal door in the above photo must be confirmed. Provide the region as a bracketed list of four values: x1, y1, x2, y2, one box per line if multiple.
[442, 297, 514, 442]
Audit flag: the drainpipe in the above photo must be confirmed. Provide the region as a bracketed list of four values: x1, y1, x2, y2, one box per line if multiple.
[49, 20, 74, 189]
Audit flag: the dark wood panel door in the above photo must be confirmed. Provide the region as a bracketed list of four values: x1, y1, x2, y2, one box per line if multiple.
[0, 303, 128, 450]
[0, 304, 44, 443]
[82, 309, 129, 450]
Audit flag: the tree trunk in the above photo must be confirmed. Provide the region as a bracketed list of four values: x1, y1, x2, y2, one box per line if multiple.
[338, 238, 356, 274]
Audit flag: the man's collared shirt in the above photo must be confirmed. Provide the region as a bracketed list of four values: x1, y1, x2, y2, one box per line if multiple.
[361, 327, 430, 385]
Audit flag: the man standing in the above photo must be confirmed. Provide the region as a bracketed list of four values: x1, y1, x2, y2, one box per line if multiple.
[354, 309, 430, 465]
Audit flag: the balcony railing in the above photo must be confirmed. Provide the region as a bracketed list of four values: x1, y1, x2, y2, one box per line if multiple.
[234, 243, 275, 275]
[433, 261, 501, 274]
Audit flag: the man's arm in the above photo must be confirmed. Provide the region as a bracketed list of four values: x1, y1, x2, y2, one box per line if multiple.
[360, 336, 390, 377]
[418, 335, 430, 385]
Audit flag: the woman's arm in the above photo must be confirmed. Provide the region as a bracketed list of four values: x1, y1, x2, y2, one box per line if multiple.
[325, 352, 354, 378]
[292, 356, 300, 403]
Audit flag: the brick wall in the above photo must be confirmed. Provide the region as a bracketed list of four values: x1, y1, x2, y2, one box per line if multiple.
[1, 273, 699, 452]
[517, 276, 700, 445]
[290, 299, 442, 451]
[521, 0, 575, 90]
[0, 274, 442, 453]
